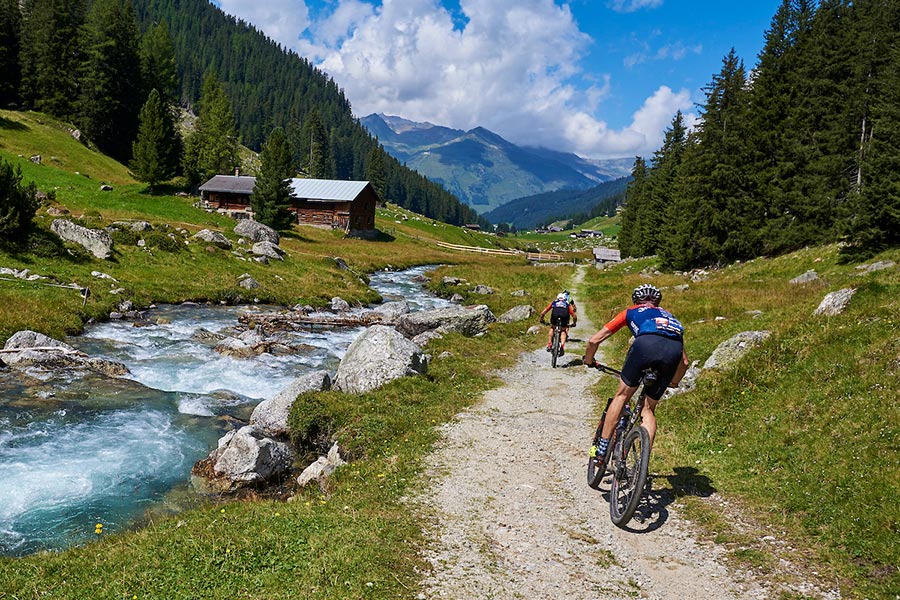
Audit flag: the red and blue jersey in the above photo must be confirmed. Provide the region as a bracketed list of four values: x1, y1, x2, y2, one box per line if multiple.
[603, 304, 684, 341]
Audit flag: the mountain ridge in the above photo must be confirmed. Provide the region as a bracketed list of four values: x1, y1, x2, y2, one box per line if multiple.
[361, 113, 633, 212]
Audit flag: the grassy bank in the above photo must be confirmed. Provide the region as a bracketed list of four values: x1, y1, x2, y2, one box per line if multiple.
[579, 246, 900, 599]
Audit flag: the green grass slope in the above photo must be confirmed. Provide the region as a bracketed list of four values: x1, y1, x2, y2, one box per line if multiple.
[581, 245, 900, 598]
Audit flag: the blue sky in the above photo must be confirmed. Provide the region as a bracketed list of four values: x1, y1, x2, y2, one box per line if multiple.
[215, 0, 782, 159]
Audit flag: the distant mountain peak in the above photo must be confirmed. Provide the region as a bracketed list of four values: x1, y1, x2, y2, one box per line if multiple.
[375, 113, 442, 134]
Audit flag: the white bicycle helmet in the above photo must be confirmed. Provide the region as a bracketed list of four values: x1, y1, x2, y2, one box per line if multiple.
[632, 284, 662, 305]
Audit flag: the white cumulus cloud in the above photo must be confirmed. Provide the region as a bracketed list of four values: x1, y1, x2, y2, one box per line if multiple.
[606, 0, 664, 13]
[216, 0, 691, 158]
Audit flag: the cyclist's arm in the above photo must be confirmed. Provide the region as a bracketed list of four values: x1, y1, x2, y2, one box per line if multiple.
[539, 302, 552, 319]
[568, 304, 577, 325]
[583, 309, 627, 365]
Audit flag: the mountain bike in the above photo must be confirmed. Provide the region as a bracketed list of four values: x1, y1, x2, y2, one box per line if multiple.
[540, 318, 566, 368]
[585, 362, 655, 527]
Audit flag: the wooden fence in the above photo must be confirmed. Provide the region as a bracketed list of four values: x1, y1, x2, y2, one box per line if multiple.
[434, 241, 564, 262]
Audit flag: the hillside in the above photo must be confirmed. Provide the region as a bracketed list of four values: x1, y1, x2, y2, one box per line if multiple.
[361, 113, 629, 211]
[483, 177, 629, 229]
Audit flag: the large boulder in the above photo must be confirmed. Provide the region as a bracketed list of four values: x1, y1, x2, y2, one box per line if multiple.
[192, 229, 232, 249]
[234, 220, 280, 244]
[51, 219, 113, 259]
[703, 331, 771, 370]
[1, 330, 129, 376]
[813, 288, 856, 316]
[194, 426, 296, 492]
[251, 241, 284, 260]
[395, 304, 496, 338]
[333, 325, 427, 394]
[498, 304, 534, 323]
[250, 370, 332, 437]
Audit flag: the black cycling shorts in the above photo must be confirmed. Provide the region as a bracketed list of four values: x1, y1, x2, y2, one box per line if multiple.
[620, 334, 683, 400]
[549, 306, 570, 327]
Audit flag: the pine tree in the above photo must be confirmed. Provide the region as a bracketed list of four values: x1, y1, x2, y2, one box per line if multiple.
[182, 74, 239, 186]
[130, 88, 180, 192]
[298, 107, 334, 178]
[251, 127, 295, 230]
[0, 158, 39, 247]
[140, 20, 178, 104]
[78, 0, 143, 162]
[365, 145, 387, 201]
[19, 0, 86, 118]
[617, 156, 647, 257]
[840, 0, 900, 258]
[0, 0, 22, 108]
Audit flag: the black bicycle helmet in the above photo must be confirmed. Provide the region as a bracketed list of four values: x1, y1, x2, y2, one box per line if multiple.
[632, 284, 662, 305]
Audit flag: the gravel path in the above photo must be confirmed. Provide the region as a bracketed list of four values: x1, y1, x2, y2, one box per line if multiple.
[415, 269, 838, 600]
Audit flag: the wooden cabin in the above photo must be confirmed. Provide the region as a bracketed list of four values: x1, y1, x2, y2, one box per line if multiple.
[593, 247, 622, 264]
[198, 175, 378, 231]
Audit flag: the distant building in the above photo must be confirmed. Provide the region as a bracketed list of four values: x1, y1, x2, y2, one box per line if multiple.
[593, 247, 621, 264]
[463, 223, 481, 230]
[198, 175, 378, 232]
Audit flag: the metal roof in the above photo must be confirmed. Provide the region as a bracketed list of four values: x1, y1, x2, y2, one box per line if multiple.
[198, 175, 257, 194]
[289, 179, 370, 202]
[593, 247, 622, 261]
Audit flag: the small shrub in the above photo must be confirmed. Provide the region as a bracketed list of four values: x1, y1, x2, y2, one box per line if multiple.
[143, 230, 185, 253]
[108, 228, 141, 246]
[288, 391, 336, 453]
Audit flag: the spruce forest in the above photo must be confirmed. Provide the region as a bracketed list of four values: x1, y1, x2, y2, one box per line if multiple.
[618, 0, 900, 269]
[0, 0, 488, 229]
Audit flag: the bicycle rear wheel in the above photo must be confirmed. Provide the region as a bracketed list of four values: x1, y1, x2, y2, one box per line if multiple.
[551, 328, 560, 368]
[609, 426, 651, 527]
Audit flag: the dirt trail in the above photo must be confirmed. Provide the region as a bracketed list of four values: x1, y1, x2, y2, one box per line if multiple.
[416, 267, 836, 600]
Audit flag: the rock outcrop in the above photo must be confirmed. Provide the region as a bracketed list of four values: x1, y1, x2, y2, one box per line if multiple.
[498, 305, 534, 323]
[333, 325, 427, 394]
[193, 426, 295, 492]
[813, 288, 856, 316]
[702, 331, 771, 370]
[1, 330, 128, 376]
[234, 220, 280, 244]
[50, 219, 113, 259]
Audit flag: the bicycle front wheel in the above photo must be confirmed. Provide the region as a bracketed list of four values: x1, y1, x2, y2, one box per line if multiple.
[609, 426, 651, 527]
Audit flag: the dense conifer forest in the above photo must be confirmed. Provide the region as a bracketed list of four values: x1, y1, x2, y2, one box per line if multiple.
[0, 0, 488, 228]
[618, 0, 900, 269]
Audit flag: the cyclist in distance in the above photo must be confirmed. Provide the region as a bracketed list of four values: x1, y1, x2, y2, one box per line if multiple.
[582, 284, 689, 462]
[540, 292, 577, 355]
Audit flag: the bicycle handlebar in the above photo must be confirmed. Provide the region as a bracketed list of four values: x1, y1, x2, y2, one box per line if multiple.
[585, 361, 622, 377]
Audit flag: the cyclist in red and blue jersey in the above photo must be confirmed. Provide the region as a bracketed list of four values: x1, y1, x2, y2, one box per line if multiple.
[540, 292, 577, 355]
[582, 284, 689, 463]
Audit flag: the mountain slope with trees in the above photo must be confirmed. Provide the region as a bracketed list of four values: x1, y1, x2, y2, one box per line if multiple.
[483, 177, 628, 230]
[619, 0, 900, 268]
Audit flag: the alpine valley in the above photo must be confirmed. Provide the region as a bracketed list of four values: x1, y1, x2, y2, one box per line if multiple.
[360, 113, 633, 214]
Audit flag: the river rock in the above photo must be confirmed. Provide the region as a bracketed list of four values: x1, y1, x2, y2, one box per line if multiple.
[703, 331, 772, 369]
[214, 336, 263, 358]
[813, 288, 856, 316]
[330, 297, 351, 312]
[333, 325, 427, 394]
[395, 304, 496, 338]
[195, 426, 296, 492]
[498, 305, 534, 323]
[412, 329, 444, 347]
[192, 229, 232, 249]
[1, 330, 129, 376]
[372, 300, 411, 324]
[50, 219, 113, 259]
[251, 241, 284, 260]
[296, 442, 346, 489]
[234, 220, 280, 244]
[250, 370, 332, 438]
[449, 293, 465, 303]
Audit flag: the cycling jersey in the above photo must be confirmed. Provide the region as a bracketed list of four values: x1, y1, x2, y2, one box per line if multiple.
[543, 298, 575, 327]
[603, 304, 684, 341]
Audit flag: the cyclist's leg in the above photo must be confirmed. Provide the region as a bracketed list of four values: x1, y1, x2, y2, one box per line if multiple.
[599, 378, 639, 441]
[641, 396, 659, 446]
[561, 327, 568, 347]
